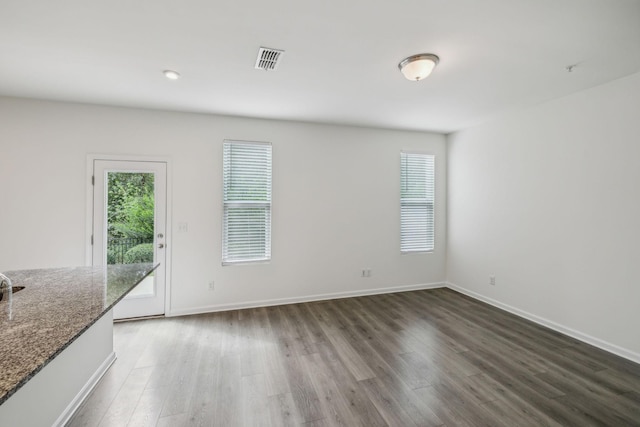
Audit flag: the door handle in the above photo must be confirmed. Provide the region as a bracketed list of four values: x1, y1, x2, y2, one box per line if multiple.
[158, 243, 165, 249]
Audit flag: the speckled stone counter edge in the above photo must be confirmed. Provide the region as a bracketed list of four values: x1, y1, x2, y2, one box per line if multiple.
[0, 264, 158, 405]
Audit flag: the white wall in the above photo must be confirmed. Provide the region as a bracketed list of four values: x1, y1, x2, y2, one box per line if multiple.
[0, 97, 446, 314]
[447, 72, 640, 360]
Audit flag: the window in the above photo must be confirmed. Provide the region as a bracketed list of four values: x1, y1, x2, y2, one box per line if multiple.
[223, 141, 272, 264]
[400, 152, 435, 253]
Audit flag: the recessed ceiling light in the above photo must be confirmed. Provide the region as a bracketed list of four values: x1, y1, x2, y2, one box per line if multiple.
[163, 70, 180, 80]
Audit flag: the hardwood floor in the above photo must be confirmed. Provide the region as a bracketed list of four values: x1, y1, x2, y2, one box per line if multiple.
[68, 288, 640, 426]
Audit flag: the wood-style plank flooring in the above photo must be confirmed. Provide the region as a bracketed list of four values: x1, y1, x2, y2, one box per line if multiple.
[68, 288, 640, 426]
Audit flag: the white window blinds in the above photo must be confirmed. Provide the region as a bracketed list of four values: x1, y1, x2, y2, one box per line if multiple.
[223, 141, 272, 264]
[400, 152, 435, 253]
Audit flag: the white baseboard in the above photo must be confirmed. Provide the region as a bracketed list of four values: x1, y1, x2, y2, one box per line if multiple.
[168, 282, 446, 317]
[53, 352, 117, 427]
[446, 282, 640, 365]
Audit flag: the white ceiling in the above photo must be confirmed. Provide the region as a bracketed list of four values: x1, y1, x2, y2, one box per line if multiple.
[1, 0, 639, 133]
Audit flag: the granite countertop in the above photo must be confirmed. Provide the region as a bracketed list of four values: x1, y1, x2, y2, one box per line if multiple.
[0, 263, 157, 405]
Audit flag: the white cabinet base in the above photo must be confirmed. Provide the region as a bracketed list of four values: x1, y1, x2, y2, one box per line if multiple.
[0, 311, 114, 427]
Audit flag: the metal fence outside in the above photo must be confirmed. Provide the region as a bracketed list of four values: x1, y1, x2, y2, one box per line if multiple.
[107, 237, 153, 264]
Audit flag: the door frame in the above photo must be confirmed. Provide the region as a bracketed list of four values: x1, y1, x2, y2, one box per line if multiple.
[85, 154, 172, 317]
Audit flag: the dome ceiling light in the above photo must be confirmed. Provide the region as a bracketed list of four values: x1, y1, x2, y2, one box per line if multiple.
[398, 54, 439, 81]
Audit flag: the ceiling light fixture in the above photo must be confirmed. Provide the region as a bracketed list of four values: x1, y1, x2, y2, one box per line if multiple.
[398, 54, 439, 81]
[163, 70, 181, 80]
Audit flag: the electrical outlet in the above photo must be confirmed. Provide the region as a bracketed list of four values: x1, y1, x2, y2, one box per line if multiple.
[208, 281, 215, 291]
[178, 222, 188, 233]
[361, 269, 372, 278]
[489, 275, 496, 286]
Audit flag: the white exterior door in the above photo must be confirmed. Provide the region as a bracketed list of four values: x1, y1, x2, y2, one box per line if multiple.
[91, 159, 167, 319]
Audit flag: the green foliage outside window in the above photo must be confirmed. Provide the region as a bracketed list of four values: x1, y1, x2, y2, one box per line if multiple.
[124, 243, 154, 263]
[107, 172, 155, 264]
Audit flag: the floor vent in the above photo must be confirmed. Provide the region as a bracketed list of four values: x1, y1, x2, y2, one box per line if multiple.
[255, 47, 284, 71]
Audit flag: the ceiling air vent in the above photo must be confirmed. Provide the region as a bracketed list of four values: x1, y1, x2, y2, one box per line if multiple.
[255, 47, 284, 71]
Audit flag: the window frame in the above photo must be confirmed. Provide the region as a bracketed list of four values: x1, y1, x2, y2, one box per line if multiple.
[222, 140, 273, 265]
[400, 151, 435, 254]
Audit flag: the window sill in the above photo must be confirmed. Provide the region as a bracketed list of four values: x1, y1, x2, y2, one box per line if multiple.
[222, 258, 271, 266]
